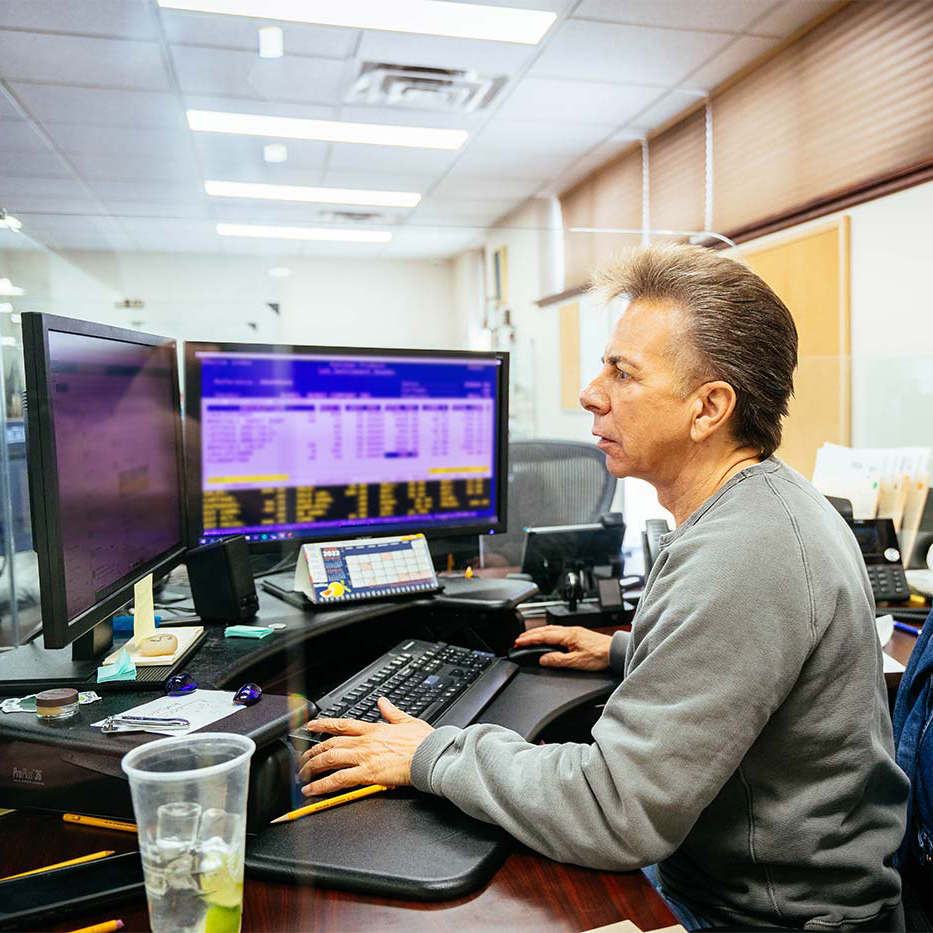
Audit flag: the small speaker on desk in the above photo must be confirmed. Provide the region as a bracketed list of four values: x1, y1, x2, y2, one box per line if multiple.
[187, 535, 259, 622]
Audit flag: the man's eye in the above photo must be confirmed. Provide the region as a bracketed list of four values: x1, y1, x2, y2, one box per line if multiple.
[615, 369, 628, 380]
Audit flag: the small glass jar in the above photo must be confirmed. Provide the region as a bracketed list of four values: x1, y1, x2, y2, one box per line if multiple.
[35, 687, 79, 721]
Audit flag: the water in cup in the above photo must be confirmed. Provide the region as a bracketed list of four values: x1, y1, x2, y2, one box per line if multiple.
[122, 732, 255, 933]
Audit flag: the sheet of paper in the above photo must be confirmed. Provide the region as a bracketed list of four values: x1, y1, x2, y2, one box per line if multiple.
[92, 689, 246, 736]
[883, 652, 906, 674]
[133, 573, 157, 648]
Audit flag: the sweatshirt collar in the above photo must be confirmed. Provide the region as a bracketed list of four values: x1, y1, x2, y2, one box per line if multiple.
[659, 456, 781, 547]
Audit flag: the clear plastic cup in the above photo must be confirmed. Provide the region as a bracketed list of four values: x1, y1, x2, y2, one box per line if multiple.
[121, 733, 256, 933]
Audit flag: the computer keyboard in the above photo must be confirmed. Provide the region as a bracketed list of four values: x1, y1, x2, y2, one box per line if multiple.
[290, 638, 518, 744]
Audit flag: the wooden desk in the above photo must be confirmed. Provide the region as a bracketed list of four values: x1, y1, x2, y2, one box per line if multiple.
[0, 811, 677, 933]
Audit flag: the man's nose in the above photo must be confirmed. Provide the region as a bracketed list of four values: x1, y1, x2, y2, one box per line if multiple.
[579, 377, 609, 415]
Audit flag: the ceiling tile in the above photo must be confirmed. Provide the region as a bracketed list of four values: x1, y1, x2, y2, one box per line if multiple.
[682, 35, 777, 91]
[0, 90, 21, 120]
[219, 236, 308, 257]
[66, 152, 201, 183]
[356, 31, 535, 76]
[326, 142, 461, 175]
[0, 175, 97, 203]
[119, 216, 219, 251]
[0, 227, 37, 251]
[86, 178, 204, 201]
[0, 0, 156, 39]
[193, 134, 330, 177]
[574, 0, 777, 33]
[182, 95, 336, 121]
[0, 32, 169, 90]
[429, 174, 543, 199]
[627, 89, 705, 131]
[323, 171, 435, 192]
[748, 0, 838, 38]
[337, 105, 483, 131]
[10, 84, 185, 129]
[529, 19, 731, 85]
[15, 213, 133, 251]
[496, 77, 662, 125]
[159, 9, 357, 58]
[171, 45, 346, 103]
[0, 150, 73, 178]
[451, 119, 611, 178]
[409, 199, 510, 227]
[0, 118, 53, 154]
[102, 199, 213, 219]
[41, 123, 193, 158]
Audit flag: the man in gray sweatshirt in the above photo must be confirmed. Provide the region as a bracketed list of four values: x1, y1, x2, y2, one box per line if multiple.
[299, 244, 909, 930]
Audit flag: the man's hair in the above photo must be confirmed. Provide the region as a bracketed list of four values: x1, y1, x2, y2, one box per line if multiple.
[593, 243, 798, 459]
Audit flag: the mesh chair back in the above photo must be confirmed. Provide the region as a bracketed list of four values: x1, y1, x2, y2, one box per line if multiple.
[483, 439, 617, 566]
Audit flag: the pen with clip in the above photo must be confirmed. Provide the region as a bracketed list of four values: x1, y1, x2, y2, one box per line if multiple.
[100, 715, 189, 733]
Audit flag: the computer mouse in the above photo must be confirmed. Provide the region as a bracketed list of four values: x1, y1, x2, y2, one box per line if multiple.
[507, 644, 569, 667]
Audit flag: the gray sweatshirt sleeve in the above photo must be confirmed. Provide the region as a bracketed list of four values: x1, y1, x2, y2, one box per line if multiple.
[410, 519, 814, 871]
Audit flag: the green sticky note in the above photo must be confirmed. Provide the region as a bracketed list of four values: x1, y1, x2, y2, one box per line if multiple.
[224, 625, 273, 639]
[97, 648, 137, 682]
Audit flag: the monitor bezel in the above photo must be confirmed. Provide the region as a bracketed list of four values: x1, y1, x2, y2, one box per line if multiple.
[183, 341, 510, 552]
[23, 312, 188, 649]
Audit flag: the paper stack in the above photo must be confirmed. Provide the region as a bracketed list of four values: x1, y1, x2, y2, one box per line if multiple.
[812, 444, 931, 565]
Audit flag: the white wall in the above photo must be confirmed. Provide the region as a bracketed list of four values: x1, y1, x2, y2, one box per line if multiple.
[738, 179, 933, 452]
[39, 251, 464, 351]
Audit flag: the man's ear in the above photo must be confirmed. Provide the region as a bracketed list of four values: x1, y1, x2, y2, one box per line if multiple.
[690, 380, 737, 443]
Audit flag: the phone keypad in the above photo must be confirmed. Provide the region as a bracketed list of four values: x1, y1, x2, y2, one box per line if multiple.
[867, 563, 907, 601]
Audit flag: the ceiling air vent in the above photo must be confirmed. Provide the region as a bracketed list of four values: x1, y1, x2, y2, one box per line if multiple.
[348, 62, 505, 113]
[316, 210, 390, 224]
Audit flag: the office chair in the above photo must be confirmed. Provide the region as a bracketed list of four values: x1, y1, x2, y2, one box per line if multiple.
[481, 439, 617, 567]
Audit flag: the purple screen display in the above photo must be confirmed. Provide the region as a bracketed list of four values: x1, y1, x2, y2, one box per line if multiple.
[47, 331, 183, 621]
[197, 351, 501, 540]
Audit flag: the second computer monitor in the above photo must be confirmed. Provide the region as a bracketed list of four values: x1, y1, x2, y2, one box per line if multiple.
[185, 343, 509, 548]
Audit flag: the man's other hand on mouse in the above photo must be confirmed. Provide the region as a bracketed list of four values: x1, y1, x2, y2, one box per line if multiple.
[512, 625, 612, 670]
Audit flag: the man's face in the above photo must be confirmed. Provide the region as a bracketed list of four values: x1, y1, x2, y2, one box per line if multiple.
[579, 299, 697, 483]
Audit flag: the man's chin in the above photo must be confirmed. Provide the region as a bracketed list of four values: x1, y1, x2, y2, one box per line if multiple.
[599, 448, 631, 479]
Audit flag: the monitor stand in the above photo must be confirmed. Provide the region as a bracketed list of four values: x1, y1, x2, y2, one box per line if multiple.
[0, 618, 204, 695]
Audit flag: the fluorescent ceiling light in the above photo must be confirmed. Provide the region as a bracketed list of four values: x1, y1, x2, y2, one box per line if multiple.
[0, 279, 24, 297]
[10, 313, 21, 324]
[158, 0, 556, 44]
[0, 214, 22, 231]
[187, 109, 467, 150]
[0, 303, 12, 314]
[258, 25, 283, 58]
[263, 143, 288, 163]
[268, 266, 291, 277]
[217, 223, 391, 243]
[205, 180, 420, 208]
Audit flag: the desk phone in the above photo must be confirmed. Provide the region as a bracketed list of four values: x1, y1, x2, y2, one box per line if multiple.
[847, 518, 909, 603]
[295, 533, 441, 605]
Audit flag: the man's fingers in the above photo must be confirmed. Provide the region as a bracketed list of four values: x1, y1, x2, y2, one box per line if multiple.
[377, 696, 412, 723]
[302, 765, 368, 797]
[298, 746, 362, 781]
[306, 717, 374, 736]
[303, 736, 356, 762]
[514, 625, 573, 647]
[539, 650, 574, 667]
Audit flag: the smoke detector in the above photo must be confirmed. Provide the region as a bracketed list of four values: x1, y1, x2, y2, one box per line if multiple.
[348, 62, 505, 113]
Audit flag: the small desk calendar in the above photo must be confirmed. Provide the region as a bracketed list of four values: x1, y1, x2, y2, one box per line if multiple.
[294, 533, 441, 605]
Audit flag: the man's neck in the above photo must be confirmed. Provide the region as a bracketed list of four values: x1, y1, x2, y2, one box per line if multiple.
[657, 447, 765, 526]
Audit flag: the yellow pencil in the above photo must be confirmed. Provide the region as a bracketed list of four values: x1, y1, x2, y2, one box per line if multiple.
[0, 849, 115, 882]
[270, 784, 389, 824]
[63, 920, 124, 933]
[63, 814, 137, 833]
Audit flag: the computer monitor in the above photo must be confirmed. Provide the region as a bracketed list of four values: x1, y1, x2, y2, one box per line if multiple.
[184, 343, 509, 550]
[0, 314, 188, 691]
[521, 521, 625, 597]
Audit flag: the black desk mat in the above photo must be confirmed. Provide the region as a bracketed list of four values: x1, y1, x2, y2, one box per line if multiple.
[246, 789, 506, 900]
[245, 667, 619, 900]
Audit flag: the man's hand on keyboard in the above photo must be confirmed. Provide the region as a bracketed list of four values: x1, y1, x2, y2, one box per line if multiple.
[512, 625, 613, 671]
[298, 697, 435, 796]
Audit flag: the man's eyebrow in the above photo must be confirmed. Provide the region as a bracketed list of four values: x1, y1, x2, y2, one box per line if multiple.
[602, 354, 641, 371]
